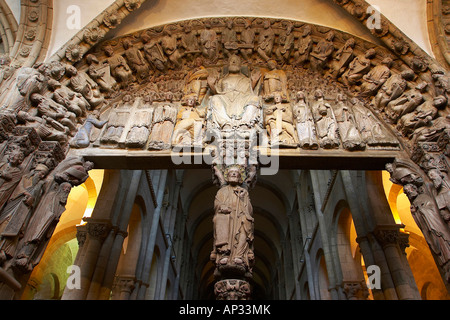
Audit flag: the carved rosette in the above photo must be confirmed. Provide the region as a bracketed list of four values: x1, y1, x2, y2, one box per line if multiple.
[214, 279, 251, 300]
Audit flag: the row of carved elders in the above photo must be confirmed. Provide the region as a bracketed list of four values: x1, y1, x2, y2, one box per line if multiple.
[83, 18, 397, 89]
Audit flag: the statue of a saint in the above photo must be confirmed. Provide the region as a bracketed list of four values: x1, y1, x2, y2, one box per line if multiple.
[211, 165, 255, 278]
[208, 55, 261, 131]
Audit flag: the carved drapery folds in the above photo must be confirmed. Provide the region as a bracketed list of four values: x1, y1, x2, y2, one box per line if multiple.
[386, 158, 450, 285]
[210, 163, 257, 300]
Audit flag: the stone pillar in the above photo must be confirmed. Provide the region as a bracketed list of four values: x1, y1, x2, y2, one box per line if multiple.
[86, 226, 117, 300]
[98, 230, 128, 300]
[62, 219, 111, 300]
[398, 231, 422, 300]
[367, 233, 399, 300]
[374, 226, 418, 300]
[356, 235, 386, 300]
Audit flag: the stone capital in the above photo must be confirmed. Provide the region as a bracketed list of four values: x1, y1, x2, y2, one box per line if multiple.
[84, 219, 112, 241]
[373, 225, 404, 248]
[214, 279, 251, 300]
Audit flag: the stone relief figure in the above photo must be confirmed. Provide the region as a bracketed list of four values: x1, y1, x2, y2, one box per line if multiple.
[180, 23, 201, 63]
[385, 83, 426, 124]
[147, 93, 178, 150]
[411, 114, 450, 146]
[16, 111, 68, 145]
[200, 21, 219, 63]
[311, 89, 339, 149]
[428, 169, 450, 227]
[141, 33, 168, 73]
[65, 65, 104, 108]
[125, 100, 154, 149]
[122, 38, 150, 82]
[341, 48, 376, 88]
[350, 97, 398, 147]
[101, 95, 133, 145]
[70, 111, 107, 148]
[372, 69, 414, 111]
[0, 163, 49, 263]
[403, 183, 450, 274]
[85, 53, 118, 98]
[293, 25, 313, 67]
[256, 20, 275, 62]
[264, 93, 298, 147]
[261, 60, 289, 102]
[332, 94, 365, 150]
[0, 67, 46, 113]
[397, 95, 446, 138]
[329, 37, 356, 79]
[238, 19, 255, 62]
[207, 54, 261, 132]
[0, 149, 25, 215]
[358, 57, 394, 98]
[274, 21, 295, 65]
[160, 30, 183, 69]
[210, 165, 255, 278]
[48, 79, 88, 118]
[103, 44, 134, 88]
[172, 95, 206, 146]
[14, 157, 91, 273]
[293, 91, 318, 149]
[182, 57, 209, 106]
[432, 72, 450, 103]
[30, 93, 77, 135]
[221, 20, 238, 58]
[309, 30, 335, 73]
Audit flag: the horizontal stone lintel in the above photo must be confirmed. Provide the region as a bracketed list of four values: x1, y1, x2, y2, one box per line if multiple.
[71, 147, 404, 171]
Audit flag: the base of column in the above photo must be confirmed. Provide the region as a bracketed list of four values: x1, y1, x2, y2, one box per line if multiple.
[214, 279, 251, 300]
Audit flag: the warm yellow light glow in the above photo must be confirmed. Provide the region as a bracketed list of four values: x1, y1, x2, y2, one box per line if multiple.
[55, 170, 105, 231]
[78, 170, 105, 225]
[350, 218, 357, 259]
[382, 171, 403, 225]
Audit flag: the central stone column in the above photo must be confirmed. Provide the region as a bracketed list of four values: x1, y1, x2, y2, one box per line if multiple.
[210, 162, 256, 300]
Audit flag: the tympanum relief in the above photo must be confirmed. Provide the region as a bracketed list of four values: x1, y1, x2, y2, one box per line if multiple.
[54, 17, 428, 158]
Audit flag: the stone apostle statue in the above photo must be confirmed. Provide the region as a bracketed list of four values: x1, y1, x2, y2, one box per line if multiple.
[211, 165, 255, 278]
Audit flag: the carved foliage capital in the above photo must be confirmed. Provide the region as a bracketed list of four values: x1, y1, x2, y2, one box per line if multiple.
[214, 279, 251, 300]
[86, 219, 111, 241]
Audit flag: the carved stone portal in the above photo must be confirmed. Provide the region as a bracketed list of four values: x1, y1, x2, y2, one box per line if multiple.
[0, 15, 449, 299]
